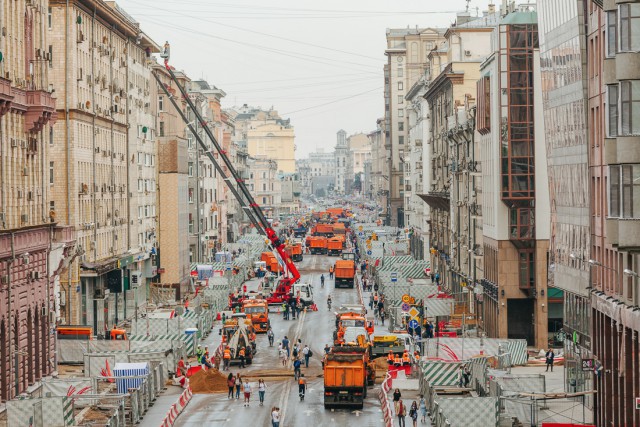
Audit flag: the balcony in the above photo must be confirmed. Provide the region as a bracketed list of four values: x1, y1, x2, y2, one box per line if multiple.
[0, 77, 13, 116]
[24, 90, 56, 133]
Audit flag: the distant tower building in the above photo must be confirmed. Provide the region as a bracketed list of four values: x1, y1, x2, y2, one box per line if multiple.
[335, 130, 348, 194]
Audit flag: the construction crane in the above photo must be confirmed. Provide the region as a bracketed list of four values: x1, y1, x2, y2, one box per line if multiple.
[153, 44, 302, 305]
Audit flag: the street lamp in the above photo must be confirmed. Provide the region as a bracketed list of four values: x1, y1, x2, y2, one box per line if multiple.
[623, 269, 639, 278]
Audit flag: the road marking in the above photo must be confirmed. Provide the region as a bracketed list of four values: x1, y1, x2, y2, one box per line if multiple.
[278, 377, 292, 424]
[352, 410, 362, 417]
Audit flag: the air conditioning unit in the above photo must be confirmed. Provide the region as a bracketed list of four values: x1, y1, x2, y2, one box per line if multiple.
[10, 138, 17, 147]
[465, 50, 471, 56]
[21, 214, 29, 223]
[0, 275, 8, 284]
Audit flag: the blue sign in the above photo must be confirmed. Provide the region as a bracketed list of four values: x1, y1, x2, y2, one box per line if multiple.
[408, 319, 419, 329]
[391, 272, 397, 283]
[367, 250, 372, 255]
[358, 232, 364, 237]
[226, 261, 232, 271]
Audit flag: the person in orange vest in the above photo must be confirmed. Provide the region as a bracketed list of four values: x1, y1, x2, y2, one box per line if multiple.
[394, 354, 402, 367]
[223, 346, 231, 371]
[366, 321, 374, 336]
[329, 265, 334, 279]
[402, 350, 411, 366]
[239, 347, 247, 369]
[176, 356, 188, 377]
[387, 351, 395, 365]
[337, 328, 345, 344]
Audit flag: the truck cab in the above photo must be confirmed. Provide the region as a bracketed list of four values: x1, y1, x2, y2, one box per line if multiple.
[292, 282, 314, 306]
[243, 299, 270, 333]
[371, 333, 415, 357]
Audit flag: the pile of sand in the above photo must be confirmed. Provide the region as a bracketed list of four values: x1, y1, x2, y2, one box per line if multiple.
[189, 368, 230, 394]
[373, 356, 390, 370]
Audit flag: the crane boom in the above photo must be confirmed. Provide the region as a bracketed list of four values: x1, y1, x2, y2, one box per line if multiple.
[153, 58, 300, 291]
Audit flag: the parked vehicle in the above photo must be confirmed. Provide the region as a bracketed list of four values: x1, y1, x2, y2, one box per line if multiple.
[323, 342, 375, 409]
[334, 259, 355, 288]
[309, 236, 328, 255]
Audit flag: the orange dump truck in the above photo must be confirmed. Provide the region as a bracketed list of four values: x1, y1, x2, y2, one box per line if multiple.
[323, 344, 374, 409]
[313, 223, 334, 237]
[309, 236, 328, 255]
[326, 207, 345, 218]
[334, 259, 356, 288]
[260, 252, 279, 273]
[327, 237, 344, 256]
[243, 299, 270, 333]
[332, 222, 346, 235]
[285, 242, 304, 262]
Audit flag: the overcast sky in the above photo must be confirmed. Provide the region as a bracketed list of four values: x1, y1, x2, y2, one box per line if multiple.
[118, 0, 497, 158]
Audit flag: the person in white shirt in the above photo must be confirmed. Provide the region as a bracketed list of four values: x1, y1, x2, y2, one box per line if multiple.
[271, 407, 280, 427]
[302, 345, 311, 368]
[242, 379, 252, 407]
[258, 379, 267, 406]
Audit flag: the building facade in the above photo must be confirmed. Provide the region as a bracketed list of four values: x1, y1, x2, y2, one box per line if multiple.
[385, 27, 446, 227]
[589, 0, 640, 424]
[155, 65, 190, 290]
[368, 119, 388, 219]
[50, 0, 158, 331]
[234, 105, 295, 174]
[247, 156, 280, 220]
[347, 132, 370, 194]
[478, 8, 550, 348]
[334, 130, 348, 194]
[0, 0, 76, 401]
[538, 0, 592, 396]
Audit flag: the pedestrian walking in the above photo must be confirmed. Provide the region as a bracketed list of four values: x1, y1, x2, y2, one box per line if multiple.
[239, 346, 246, 369]
[282, 336, 290, 358]
[242, 379, 252, 407]
[393, 388, 402, 404]
[545, 348, 555, 372]
[419, 395, 427, 423]
[258, 379, 267, 406]
[380, 308, 385, 325]
[271, 407, 281, 427]
[279, 346, 288, 366]
[235, 373, 242, 399]
[396, 399, 407, 427]
[293, 358, 302, 380]
[409, 401, 418, 427]
[267, 328, 275, 347]
[227, 373, 235, 399]
[369, 294, 374, 310]
[302, 345, 311, 368]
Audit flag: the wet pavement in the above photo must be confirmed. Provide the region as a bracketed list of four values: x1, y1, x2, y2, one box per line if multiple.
[172, 253, 385, 427]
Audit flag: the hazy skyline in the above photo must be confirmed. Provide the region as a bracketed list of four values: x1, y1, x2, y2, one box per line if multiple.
[118, 0, 498, 158]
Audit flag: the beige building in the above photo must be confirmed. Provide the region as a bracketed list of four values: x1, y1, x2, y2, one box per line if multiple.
[0, 0, 76, 401]
[247, 156, 280, 220]
[347, 132, 370, 194]
[154, 64, 190, 289]
[385, 27, 446, 226]
[235, 105, 295, 173]
[49, 0, 158, 330]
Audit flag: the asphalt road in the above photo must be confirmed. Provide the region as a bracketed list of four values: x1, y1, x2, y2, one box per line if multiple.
[174, 253, 384, 427]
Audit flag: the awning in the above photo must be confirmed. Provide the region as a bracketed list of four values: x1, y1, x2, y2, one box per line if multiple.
[417, 193, 450, 211]
[81, 257, 120, 275]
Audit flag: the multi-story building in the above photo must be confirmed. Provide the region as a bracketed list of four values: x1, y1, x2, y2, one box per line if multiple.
[296, 159, 312, 196]
[588, 0, 640, 423]
[187, 80, 227, 262]
[49, 0, 157, 331]
[347, 132, 370, 194]
[223, 110, 248, 241]
[538, 0, 592, 396]
[278, 172, 301, 214]
[235, 105, 295, 174]
[247, 156, 280, 220]
[334, 130, 348, 194]
[0, 0, 76, 401]
[154, 64, 190, 290]
[385, 27, 446, 227]
[423, 11, 497, 306]
[368, 119, 388, 219]
[477, 6, 550, 348]
[406, 76, 431, 260]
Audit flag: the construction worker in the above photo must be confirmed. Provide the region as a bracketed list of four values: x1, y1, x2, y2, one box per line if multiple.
[394, 353, 402, 367]
[176, 356, 188, 377]
[239, 347, 246, 369]
[387, 351, 395, 365]
[329, 265, 334, 279]
[402, 350, 411, 366]
[195, 345, 204, 362]
[336, 328, 345, 345]
[223, 346, 231, 370]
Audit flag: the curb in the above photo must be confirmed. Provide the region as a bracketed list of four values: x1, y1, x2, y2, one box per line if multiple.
[159, 386, 193, 427]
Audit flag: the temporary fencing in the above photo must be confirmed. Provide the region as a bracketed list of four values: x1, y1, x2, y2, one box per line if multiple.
[423, 338, 528, 365]
[378, 372, 394, 427]
[6, 396, 75, 427]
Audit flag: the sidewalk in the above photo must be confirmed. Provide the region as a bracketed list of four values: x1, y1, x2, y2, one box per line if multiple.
[139, 385, 184, 427]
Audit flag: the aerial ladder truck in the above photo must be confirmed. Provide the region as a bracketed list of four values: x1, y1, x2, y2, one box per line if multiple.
[154, 44, 312, 308]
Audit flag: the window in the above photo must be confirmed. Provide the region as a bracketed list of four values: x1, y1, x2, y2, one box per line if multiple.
[262, 197, 267, 204]
[398, 82, 403, 90]
[49, 125, 54, 145]
[263, 183, 267, 191]
[398, 135, 404, 145]
[158, 96, 164, 112]
[398, 95, 404, 104]
[609, 164, 640, 218]
[159, 121, 165, 137]
[48, 7, 52, 29]
[619, 3, 640, 52]
[398, 68, 403, 77]
[138, 206, 144, 218]
[137, 179, 143, 192]
[188, 188, 194, 203]
[607, 11, 617, 57]
[189, 214, 194, 234]
[49, 162, 54, 184]
[398, 122, 404, 131]
[188, 162, 194, 177]
[621, 80, 640, 135]
[398, 108, 404, 118]
[607, 84, 619, 136]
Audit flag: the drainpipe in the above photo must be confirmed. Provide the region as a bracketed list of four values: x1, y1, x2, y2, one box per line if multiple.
[8, 233, 15, 398]
[65, 0, 72, 323]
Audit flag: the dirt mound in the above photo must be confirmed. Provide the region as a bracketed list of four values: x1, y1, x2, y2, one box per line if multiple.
[373, 356, 390, 370]
[189, 368, 229, 393]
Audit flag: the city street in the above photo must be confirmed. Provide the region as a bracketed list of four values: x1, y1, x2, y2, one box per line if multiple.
[172, 253, 383, 427]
